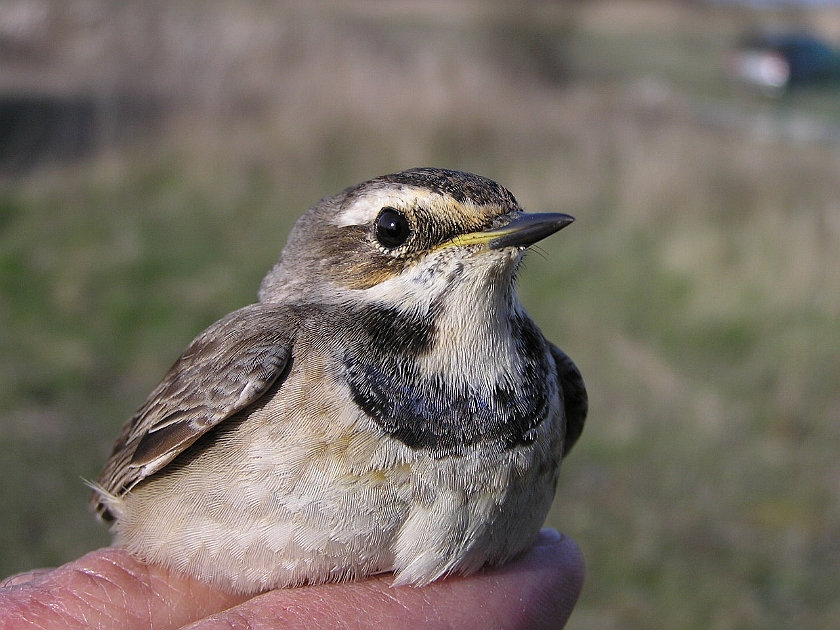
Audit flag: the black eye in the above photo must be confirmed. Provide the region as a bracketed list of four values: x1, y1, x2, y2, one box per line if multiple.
[375, 207, 411, 248]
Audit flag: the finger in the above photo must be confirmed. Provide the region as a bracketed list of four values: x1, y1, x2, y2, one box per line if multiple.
[0, 569, 54, 589]
[187, 529, 585, 630]
[0, 547, 247, 630]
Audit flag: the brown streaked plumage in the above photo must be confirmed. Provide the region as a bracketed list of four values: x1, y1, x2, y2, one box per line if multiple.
[91, 167, 587, 594]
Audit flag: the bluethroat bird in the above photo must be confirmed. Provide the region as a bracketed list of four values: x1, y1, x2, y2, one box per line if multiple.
[91, 167, 587, 594]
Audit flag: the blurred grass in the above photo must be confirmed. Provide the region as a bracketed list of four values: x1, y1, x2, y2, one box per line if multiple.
[2, 2, 840, 628]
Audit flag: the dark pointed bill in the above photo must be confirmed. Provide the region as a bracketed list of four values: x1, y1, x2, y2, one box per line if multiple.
[485, 212, 575, 249]
[439, 212, 575, 251]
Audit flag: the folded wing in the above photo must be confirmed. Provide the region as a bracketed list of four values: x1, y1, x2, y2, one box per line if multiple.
[92, 304, 295, 519]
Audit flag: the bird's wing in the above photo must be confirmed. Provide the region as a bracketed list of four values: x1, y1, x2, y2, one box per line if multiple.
[550, 344, 588, 456]
[92, 304, 295, 516]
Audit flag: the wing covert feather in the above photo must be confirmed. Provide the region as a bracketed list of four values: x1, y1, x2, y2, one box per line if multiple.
[93, 304, 295, 514]
[550, 344, 587, 456]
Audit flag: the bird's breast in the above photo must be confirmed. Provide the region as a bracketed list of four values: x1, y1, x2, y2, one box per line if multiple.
[336, 304, 557, 457]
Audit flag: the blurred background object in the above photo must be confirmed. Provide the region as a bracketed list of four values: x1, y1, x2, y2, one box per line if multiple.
[1, 1, 839, 629]
[728, 31, 840, 95]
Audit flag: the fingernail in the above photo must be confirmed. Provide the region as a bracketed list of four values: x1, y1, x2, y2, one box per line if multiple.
[538, 527, 562, 543]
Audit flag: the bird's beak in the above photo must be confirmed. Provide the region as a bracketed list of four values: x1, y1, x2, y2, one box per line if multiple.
[449, 212, 575, 250]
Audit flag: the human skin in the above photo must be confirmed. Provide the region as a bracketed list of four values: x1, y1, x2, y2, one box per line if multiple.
[0, 529, 584, 630]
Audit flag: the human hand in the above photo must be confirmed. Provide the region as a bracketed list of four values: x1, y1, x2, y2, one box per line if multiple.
[0, 529, 583, 630]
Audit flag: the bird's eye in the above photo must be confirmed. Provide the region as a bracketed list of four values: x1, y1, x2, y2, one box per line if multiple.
[375, 207, 411, 248]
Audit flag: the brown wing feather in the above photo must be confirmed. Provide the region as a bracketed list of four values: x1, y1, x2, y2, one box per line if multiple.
[550, 344, 587, 456]
[92, 304, 295, 518]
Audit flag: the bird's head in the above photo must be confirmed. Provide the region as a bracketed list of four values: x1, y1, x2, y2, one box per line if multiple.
[258, 168, 573, 312]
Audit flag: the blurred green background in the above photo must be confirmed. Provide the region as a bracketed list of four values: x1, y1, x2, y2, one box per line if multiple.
[1, 1, 839, 628]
